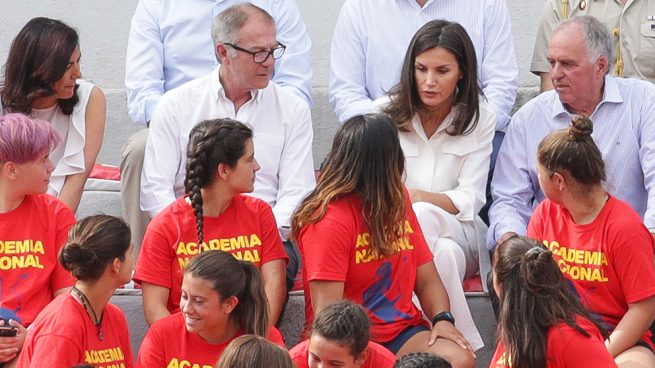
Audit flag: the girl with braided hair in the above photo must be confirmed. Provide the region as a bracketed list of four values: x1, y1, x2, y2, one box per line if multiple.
[491, 235, 615, 368]
[136, 250, 284, 368]
[527, 116, 655, 367]
[134, 118, 287, 327]
[289, 300, 396, 368]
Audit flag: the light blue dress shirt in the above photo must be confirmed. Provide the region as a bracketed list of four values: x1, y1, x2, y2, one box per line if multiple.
[488, 75, 655, 249]
[125, 0, 313, 125]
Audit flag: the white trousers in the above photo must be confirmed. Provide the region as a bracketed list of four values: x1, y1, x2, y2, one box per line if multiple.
[411, 201, 485, 351]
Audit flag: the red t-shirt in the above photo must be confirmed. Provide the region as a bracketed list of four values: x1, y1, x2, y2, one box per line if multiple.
[135, 312, 284, 368]
[17, 293, 133, 368]
[298, 193, 433, 343]
[0, 194, 75, 326]
[133, 195, 287, 313]
[290, 339, 396, 368]
[528, 196, 655, 349]
[490, 316, 617, 368]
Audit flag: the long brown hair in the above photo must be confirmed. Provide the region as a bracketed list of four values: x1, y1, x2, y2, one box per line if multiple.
[292, 114, 406, 258]
[494, 236, 608, 368]
[382, 19, 480, 135]
[1, 17, 80, 115]
[185, 251, 269, 337]
[185, 119, 252, 245]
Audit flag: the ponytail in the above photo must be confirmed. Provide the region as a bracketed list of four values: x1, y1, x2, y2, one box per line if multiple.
[236, 261, 269, 337]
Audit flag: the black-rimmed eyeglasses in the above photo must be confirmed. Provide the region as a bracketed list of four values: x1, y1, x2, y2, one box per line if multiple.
[224, 42, 286, 64]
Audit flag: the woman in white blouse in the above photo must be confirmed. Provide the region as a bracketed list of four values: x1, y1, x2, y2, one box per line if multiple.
[380, 19, 494, 351]
[1, 17, 105, 212]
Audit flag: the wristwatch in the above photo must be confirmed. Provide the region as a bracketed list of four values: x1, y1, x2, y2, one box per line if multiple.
[431, 311, 455, 326]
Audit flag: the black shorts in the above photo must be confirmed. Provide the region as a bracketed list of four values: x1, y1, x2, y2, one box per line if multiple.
[380, 324, 430, 354]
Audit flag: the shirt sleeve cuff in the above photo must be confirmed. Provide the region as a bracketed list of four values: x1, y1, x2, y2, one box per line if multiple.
[487, 217, 528, 251]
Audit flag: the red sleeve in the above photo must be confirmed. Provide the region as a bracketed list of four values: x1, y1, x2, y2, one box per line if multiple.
[299, 209, 354, 282]
[135, 322, 168, 368]
[405, 199, 433, 266]
[26, 334, 84, 367]
[289, 340, 309, 368]
[117, 309, 134, 368]
[50, 201, 76, 291]
[367, 341, 397, 367]
[549, 327, 617, 368]
[133, 214, 176, 288]
[607, 225, 655, 304]
[267, 326, 285, 347]
[258, 201, 288, 265]
[527, 201, 545, 240]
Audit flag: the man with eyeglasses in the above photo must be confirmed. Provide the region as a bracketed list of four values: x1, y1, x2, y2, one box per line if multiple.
[121, 0, 312, 256]
[139, 4, 315, 302]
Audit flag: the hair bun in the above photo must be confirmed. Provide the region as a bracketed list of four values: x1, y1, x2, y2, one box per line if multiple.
[520, 247, 559, 295]
[568, 116, 593, 141]
[61, 242, 99, 269]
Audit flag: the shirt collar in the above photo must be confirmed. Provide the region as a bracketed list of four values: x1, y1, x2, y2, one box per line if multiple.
[212, 65, 263, 104]
[551, 74, 623, 118]
[411, 106, 458, 140]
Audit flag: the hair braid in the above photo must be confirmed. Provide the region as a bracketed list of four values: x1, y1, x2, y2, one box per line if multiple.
[185, 119, 253, 247]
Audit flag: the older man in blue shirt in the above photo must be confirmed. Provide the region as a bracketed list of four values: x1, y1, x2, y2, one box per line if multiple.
[488, 15, 655, 249]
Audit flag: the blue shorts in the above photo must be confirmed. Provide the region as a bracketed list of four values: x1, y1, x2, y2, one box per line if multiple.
[380, 324, 430, 354]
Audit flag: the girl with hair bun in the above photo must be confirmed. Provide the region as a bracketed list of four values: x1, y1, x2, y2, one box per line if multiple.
[1, 17, 106, 212]
[134, 118, 287, 326]
[528, 116, 655, 366]
[0, 113, 75, 365]
[135, 250, 283, 368]
[17, 215, 134, 368]
[289, 300, 396, 368]
[491, 235, 616, 367]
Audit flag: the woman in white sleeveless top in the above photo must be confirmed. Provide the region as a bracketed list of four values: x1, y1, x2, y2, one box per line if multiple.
[1, 17, 105, 212]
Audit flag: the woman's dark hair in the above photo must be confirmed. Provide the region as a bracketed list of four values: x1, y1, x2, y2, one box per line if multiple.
[59, 215, 131, 281]
[537, 116, 605, 187]
[311, 300, 370, 358]
[185, 250, 269, 337]
[494, 235, 608, 368]
[394, 353, 452, 368]
[185, 118, 253, 244]
[215, 335, 294, 368]
[1, 17, 80, 115]
[292, 114, 406, 258]
[383, 19, 480, 136]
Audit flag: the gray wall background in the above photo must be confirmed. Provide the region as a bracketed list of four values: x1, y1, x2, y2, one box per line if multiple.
[0, 0, 543, 167]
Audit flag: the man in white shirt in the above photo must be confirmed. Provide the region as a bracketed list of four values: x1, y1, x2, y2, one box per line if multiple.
[122, 0, 312, 252]
[141, 4, 315, 290]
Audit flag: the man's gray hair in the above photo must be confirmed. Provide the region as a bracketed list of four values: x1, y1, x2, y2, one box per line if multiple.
[211, 4, 274, 59]
[556, 15, 612, 70]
